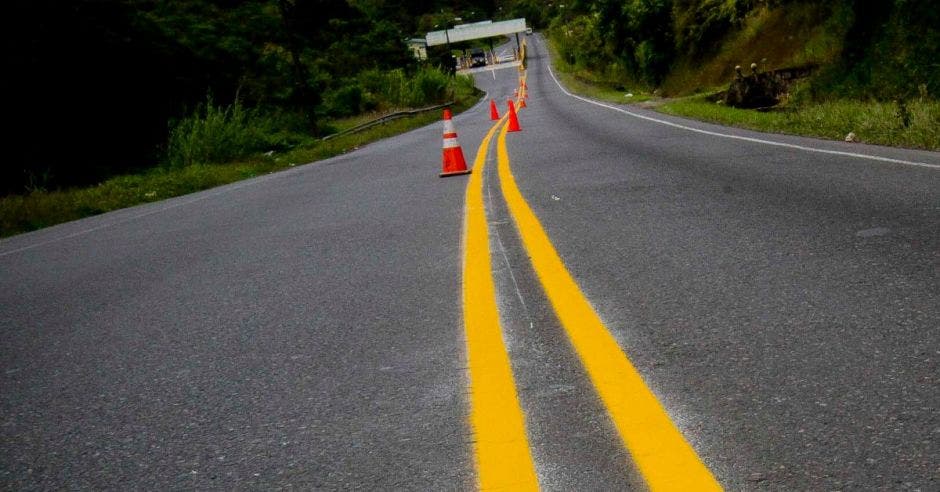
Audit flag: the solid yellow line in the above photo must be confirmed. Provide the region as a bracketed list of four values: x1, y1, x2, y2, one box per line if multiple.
[463, 116, 539, 490]
[495, 125, 721, 491]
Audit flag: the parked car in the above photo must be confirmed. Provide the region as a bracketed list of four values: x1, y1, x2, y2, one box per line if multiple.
[469, 48, 486, 67]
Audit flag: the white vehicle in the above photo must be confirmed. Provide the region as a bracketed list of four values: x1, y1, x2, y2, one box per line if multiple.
[495, 50, 515, 63]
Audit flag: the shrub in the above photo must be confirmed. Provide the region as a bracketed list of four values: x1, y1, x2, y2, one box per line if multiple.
[408, 67, 450, 106]
[324, 85, 365, 117]
[167, 98, 257, 168]
[352, 66, 460, 110]
[166, 97, 308, 168]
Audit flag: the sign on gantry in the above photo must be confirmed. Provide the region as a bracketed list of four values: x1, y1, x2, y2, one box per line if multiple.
[425, 18, 527, 46]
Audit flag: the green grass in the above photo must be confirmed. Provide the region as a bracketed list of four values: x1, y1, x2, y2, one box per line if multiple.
[551, 69, 654, 104]
[658, 96, 940, 151]
[544, 38, 653, 104]
[543, 29, 939, 152]
[166, 99, 310, 168]
[0, 96, 480, 238]
[663, 3, 846, 96]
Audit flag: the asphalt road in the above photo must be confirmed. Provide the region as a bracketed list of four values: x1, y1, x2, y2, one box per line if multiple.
[0, 98, 496, 488]
[2, 34, 939, 489]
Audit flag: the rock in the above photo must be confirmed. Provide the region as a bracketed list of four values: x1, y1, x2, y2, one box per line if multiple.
[724, 63, 817, 109]
[845, 132, 859, 143]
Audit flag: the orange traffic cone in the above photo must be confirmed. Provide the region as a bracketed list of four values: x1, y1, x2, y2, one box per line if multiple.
[519, 96, 527, 108]
[507, 100, 521, 132]
[489, 99, 500, 120]
[440, 109, 471, 177]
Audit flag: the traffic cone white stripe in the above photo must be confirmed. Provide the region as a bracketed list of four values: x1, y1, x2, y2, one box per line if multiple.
[444, 119, 456, 134]
[439, 108, 471, 177]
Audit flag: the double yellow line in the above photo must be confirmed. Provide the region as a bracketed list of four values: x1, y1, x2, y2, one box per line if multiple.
[462, 111, 539, 489]
[462, 88, 721, 490]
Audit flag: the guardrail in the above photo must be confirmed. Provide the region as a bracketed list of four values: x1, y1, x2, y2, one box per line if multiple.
[321, 102, 454, 141]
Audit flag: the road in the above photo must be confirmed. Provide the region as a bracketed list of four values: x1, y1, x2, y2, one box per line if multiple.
[2, 34, 939, 489]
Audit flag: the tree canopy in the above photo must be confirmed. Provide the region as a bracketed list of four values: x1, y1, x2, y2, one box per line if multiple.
[6, 0, 499, 194]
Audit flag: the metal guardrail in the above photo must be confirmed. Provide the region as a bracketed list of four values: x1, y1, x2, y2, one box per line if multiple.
[321, 102, 454, 141]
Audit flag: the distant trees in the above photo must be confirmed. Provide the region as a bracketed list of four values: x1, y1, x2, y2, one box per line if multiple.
[546, 0, 677, 85]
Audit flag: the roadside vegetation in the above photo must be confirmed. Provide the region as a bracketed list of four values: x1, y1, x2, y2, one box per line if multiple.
[8, 1, 938, 237]
[544, 41, 653, 104]
[0, 74, 478, 238]
[658, 97, 940, 150]
[4, 1, 492, 237]
[513, 0, 939, 150]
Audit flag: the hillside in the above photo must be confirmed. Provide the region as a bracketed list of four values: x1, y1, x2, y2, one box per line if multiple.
[519, 0, 938, 150]
[528, 0, 938, 101]
[5, 0, 496, 196]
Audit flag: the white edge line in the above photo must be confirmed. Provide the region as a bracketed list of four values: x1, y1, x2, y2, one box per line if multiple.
[540, 45, 940, 171]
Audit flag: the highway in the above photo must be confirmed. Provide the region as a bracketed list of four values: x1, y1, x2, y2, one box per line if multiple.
[2, 34, 939, 489]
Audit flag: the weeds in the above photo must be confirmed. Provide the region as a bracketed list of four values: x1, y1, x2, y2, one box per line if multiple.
[165, 97, 309, 168]
[0, 88, 481, 238]
[658, 97, 940, 150]
[327, 66, 462, 116]
[545, 38, 652, 103]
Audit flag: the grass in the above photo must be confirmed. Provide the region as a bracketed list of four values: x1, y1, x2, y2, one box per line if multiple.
[165, 99, 309, 168]
[662, 3, 846, 96]
[543, 26, 939, 152]
[0, 95, 480, 238]
[544, 38, 653, 104]
[658, 96, 940, 150]
[551, 68, 654, 104]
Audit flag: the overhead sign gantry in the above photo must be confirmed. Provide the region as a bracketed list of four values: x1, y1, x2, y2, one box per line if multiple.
[425, 18, 527, 47]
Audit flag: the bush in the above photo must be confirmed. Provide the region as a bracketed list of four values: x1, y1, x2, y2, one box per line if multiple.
[408, 67, 450, 106]
[673, 0, 753, 58]
[166, 97, 308, 168]
[358, 68, 404, 108]
[453, 73, 479, 100]
[350, 66, 459, 110]
[324, 85, 365, 117]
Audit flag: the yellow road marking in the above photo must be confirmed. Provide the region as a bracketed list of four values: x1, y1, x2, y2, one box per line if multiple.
[463, 115, 539, 490]
[496, 119, 722, 491]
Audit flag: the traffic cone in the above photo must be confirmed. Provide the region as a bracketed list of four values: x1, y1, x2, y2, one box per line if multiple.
[489, 99, 500, 120]
[519, 96, 527, 108]
[507, 100, 521, 132]
[440, 108, 471, 177]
